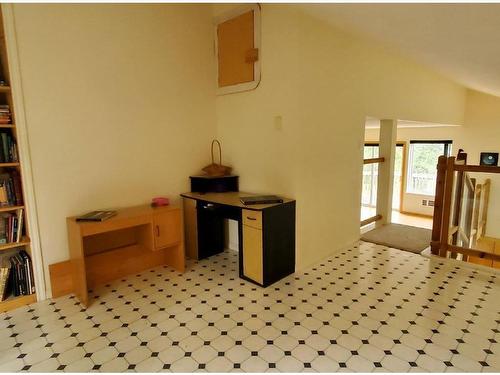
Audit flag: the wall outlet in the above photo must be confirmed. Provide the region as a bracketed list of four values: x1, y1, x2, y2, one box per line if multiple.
[428, 200, 435, 207]
[422, 199, 428, 206]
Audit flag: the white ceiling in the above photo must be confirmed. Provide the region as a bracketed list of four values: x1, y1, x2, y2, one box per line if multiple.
[299, 4, 500, 97]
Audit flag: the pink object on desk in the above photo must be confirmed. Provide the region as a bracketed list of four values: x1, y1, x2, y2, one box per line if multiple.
[151, 197, 170, 207]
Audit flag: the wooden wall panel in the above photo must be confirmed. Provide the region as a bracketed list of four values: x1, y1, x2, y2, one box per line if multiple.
[217, 10, 254, 87]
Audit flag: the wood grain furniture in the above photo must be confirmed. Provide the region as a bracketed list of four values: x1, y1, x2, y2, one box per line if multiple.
[215, 4, 261, 95]
[67, 204, 184, 307]
[431, 155, 500, 266]
[0, 9, 37, 313]
[181, 192, 295, 287]
[468, 237, 500, 269]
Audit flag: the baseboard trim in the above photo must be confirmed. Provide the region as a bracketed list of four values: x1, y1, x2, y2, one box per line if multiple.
[399, 210, 433, 219]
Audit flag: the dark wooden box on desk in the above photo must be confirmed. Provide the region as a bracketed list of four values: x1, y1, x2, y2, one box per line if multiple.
[190, 175, 238, 193]
[181, 192, 295, 287]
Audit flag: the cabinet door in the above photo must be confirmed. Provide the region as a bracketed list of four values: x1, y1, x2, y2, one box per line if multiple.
[153, 210, 181, 250]
[243, 224, 263, 284]
[242, 209, 262, 229]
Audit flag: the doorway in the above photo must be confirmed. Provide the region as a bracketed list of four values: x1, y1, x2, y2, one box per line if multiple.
[361, 142, 405, 221]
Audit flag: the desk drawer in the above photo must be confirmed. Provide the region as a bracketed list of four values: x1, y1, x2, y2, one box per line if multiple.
[242, 209, 262, 229]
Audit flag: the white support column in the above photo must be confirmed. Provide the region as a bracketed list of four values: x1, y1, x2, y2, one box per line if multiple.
[376, 119, 397, 227]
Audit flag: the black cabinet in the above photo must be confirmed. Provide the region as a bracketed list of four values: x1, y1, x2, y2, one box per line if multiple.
[190, 175, 238, 193]
[196, 201, 224, 259]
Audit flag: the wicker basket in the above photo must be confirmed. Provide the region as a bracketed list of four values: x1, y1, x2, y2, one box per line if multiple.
[0, 260, 10, 302]
[202, 140, 232, 177]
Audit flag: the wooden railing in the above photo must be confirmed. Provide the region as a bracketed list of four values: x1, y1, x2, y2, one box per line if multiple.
[363, 157, 385, 165]
[431, 155, 500, 262]
[361, 214, 382, 227]
[361, 157, 385, 227]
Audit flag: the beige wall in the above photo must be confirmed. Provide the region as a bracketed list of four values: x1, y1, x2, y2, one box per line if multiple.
[463, 91, 500, 238]
[215, 5, 467, 270]
[12, 4, 216, 294]
[463, 91, 500, 164]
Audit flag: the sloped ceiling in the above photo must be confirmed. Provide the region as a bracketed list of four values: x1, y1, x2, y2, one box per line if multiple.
[300, 4, 500, 97]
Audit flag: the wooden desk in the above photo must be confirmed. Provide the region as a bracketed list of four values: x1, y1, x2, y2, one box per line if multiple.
[67, 204, 184, 306]
[181, 192, 295, 287]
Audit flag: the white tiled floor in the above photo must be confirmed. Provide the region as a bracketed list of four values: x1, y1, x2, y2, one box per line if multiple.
[1, 241, 499, 372]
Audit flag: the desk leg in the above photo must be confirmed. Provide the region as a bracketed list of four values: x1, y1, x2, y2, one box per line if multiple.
[67, 220, 88, 307]
[165, 242, 186, 273]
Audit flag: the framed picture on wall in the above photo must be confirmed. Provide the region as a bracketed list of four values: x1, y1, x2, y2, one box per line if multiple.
[480, 152, 499, 166]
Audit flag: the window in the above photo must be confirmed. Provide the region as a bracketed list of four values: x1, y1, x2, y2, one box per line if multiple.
[407, 140, 452, 195]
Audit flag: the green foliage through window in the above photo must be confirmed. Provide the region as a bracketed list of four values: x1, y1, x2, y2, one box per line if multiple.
[407, 142, 451, 195]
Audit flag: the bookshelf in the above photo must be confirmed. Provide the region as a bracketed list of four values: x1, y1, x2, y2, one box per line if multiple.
[0, 162, 19, 167]
[0, 204, 24, 213]
[0, 237, 30, 252]
[1, 293, 36, 311]
[0, 8, 37, 313]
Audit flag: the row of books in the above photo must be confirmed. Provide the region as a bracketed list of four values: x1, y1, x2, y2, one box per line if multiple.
[0, 171, 23, 207]
[7, 250, 35, 297]
[0, 131, 18, 163]
[0, 105, 11, 125]
[0, 209, 24, 244]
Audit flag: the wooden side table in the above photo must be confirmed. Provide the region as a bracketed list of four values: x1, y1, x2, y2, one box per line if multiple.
[67, 204, 184, 306]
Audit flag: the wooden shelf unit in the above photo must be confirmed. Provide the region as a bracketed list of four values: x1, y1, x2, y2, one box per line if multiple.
[0, 293, 36, 313]
[0, 204, 23, 212]
[0, 162, 19, 167]
[0, 236, 30, 252]
[0, 8, 36, 312]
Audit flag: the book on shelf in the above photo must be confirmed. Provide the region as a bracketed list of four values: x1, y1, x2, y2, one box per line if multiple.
[0, 208, 24, 244]
[0, 257, 9, 301]
[3, 249, 35, 297]
[0, 171, 23, 207]
[0, 105, 11, 125]
[0, 131, 18, 162]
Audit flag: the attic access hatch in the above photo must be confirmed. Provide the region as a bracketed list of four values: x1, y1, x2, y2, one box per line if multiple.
[215, 5, 261, 95]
